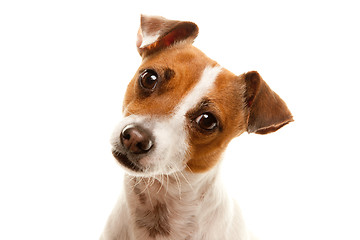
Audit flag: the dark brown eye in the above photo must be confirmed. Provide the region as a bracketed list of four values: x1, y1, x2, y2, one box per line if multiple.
[139, 69, 158, 90]
[195, 112, 218, 130]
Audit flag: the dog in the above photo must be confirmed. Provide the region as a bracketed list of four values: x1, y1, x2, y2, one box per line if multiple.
[101, 15, 293, 240]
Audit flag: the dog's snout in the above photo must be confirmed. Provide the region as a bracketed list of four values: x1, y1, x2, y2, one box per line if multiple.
[121, 125, 153, 154]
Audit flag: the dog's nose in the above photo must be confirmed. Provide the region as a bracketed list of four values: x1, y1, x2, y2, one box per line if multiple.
[120, 125, 153, 154]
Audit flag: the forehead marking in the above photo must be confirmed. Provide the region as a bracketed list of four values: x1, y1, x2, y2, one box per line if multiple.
[152, 65, 222, 174]
[174, 65, 222, 118]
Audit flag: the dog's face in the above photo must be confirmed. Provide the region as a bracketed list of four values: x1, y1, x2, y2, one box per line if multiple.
[111, 15, 293, 176]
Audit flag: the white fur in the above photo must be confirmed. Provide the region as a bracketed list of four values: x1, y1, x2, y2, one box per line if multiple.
[102, 65, 255, 239]
[101, 166, 252, 240]
[139, 30, 160, 48]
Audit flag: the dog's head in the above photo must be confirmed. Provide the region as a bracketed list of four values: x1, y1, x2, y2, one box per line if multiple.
[111, 15, 293, 176]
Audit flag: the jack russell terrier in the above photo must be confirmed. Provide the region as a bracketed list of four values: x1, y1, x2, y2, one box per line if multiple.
[101, 15, 293, 240]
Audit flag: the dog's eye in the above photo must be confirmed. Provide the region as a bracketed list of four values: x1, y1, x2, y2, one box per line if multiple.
[139, 69, 158, 90]
[195, 112, 218, 130]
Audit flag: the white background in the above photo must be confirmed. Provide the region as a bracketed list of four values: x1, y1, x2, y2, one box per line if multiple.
[1, 0, 359, 239]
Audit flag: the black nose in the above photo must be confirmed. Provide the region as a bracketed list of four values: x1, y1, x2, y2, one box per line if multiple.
[120, 125, 153, 154]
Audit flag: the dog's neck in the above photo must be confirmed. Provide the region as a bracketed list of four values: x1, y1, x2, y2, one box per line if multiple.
[124, 165, 229, 239]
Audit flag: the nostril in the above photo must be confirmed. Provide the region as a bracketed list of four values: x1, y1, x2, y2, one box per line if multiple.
[122, 132, 131, 140]
[121, 125, 133, 140]
[138, 139, 153, 152]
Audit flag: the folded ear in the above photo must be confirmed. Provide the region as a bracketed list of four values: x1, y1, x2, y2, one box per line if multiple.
[136, 15, 199, 57]
[243, 71, 293, 134]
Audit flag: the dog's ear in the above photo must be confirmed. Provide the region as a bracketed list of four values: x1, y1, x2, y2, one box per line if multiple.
[242, 71, 293, 134]
[136, 15, 199, 57]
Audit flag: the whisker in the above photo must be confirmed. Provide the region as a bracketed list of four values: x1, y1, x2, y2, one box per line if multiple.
[178, 170, 194, 192]
[149, 177, 156, 187]
[132, 176, 143, 189]
[165, 174, 169, 197]
[185, 164, 194, 174]
[156, 173, 164, 194]
[139, 177, 149, 195]
[127, 175, 135, 185]
[146, 187, 154, 209]
[173, 171, 182, 200]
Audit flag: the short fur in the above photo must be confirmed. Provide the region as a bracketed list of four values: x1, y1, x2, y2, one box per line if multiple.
[101, 15, 293, 240]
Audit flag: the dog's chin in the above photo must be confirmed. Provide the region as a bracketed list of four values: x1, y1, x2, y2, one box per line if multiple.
[111, 149, 186, 177]
[111, 149, 159, 177]
[111, 150, 143, 173]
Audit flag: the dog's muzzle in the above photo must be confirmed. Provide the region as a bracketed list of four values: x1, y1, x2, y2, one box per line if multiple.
[112, 124, 154, 172]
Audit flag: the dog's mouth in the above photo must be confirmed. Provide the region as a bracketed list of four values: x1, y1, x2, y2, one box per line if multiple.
[111, 150, 143, 172]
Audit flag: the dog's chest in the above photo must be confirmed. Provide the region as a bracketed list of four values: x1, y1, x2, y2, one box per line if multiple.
[126, 177, 200, 239]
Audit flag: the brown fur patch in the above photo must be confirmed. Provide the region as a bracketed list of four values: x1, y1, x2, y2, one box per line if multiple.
[123, 45, 216, 117]
[186, 69, 248, 173]
[135, 203, 171, 237]
[243, 71, 293, 134]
